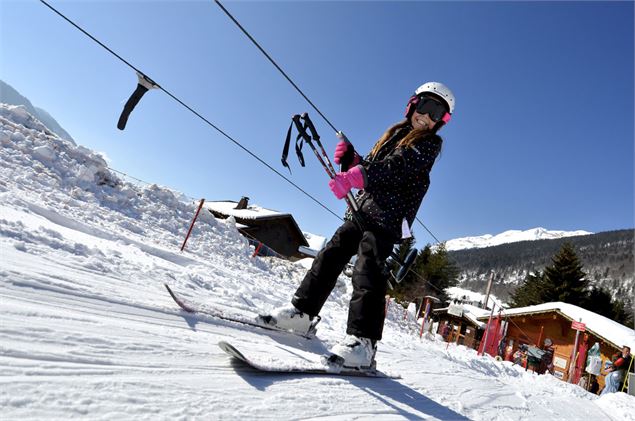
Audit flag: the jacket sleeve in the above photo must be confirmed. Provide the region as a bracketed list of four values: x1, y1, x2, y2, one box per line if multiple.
[613, 357, 626, 369]
[360, 140, 441, 192]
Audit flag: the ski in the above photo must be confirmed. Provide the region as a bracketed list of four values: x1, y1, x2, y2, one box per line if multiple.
[164, 283, 317, 339]
[218, 340, 400, 379]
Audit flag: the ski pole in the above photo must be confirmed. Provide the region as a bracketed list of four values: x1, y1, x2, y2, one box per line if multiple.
[301, 113, 337, 176]
[293, 113, 413, 282]
[300, 115, 360, 212]
[292, 115, 334, 178]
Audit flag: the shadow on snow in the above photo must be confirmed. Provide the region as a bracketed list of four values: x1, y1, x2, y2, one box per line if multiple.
[227, 359, 471, 421]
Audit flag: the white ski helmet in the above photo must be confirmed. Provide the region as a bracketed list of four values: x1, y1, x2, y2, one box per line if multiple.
[415, 81, 455, 114]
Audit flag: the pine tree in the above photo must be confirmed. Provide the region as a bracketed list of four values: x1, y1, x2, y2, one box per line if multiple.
[543, 242, 588, 304]
[509, 271, 547, 307]
[610, 289, 634, 327]
[582, 287, 615, 319]
[391, 243, 458, 305]
[421, 243, 459, 304]
[508, 243, 634, 327]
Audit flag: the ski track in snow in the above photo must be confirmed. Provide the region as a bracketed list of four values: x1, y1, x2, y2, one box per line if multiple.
[1, 105, 634, 420]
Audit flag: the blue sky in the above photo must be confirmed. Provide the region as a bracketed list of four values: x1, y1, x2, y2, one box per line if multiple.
[2, 1, 633, 246]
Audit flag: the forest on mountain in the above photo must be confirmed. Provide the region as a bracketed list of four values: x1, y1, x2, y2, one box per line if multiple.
[386, 231, 633, 327]
[508, 242, 633, 326]
[446, 229, 634, 301]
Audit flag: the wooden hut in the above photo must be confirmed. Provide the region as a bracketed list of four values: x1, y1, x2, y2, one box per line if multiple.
[433, 303, 490, 349]
[477, 302, 635, 390]
[204, 197, 311, 260]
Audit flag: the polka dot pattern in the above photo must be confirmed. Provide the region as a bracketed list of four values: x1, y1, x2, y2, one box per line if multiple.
[345, 126, 442, 241]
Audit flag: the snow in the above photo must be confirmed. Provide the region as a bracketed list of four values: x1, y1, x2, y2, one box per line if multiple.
[1, 103, 634, 420]
[445, 227, 593, 251]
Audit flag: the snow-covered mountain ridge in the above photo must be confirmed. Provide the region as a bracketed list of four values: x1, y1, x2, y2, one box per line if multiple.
[448, 228, 634, 302]
[0, 80, 75, 143]
[1, 103, 633, 420]
[445, 227, 592, 251]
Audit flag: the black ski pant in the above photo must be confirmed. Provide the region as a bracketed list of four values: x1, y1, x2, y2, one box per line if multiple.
[291, 220, 394, 341]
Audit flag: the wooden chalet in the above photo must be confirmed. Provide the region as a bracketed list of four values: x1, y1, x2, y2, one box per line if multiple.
[433, 303, 491, 349]
[477, 302, 635, 390]
[204, 197, 312, 260]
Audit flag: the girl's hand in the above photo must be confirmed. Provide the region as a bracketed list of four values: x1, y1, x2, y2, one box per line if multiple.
[334, 140, 360, 169]
[328, 166, 365, 199]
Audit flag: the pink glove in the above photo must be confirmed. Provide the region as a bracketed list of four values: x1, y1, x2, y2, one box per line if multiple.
[328, 165, 365, 199]
[333, 140, 360, 167]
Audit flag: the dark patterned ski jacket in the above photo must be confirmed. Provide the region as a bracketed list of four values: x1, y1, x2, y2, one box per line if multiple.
[346, 125, 442, 243]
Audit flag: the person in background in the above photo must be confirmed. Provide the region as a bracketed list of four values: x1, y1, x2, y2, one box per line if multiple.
[588, 376, 600, 395]
[539, 338, 555, 375]
[513, 344, 528, 366]
[600, 345, 631, 395]
[442, 321, 451, 341]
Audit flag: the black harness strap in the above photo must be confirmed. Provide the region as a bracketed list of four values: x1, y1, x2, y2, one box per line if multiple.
[293, 114, 308, 168]
[282, 114, 314, 173]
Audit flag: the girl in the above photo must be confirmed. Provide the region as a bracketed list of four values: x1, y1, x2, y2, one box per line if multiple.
[263, 82, 455, 368]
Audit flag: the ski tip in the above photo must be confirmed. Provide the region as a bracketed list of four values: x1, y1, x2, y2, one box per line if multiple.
[164, 283, 196, 313]
[218, 341, 249, 363]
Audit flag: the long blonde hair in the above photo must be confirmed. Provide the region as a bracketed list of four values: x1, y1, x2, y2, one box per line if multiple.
[368, 120, 436, 159]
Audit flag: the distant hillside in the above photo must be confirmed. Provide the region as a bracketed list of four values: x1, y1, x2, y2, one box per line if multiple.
[0, 80, 75, 144]
[445, 227, 592, 251]
[448, 229, 634, 301]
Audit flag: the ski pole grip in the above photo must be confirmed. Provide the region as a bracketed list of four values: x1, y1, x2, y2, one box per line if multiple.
[336, 131, 354, 172]
[301, 113, 320, 141]
[336, 131, 350, 144]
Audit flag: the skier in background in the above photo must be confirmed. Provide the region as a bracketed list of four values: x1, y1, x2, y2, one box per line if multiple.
[261, 82, 456, 369]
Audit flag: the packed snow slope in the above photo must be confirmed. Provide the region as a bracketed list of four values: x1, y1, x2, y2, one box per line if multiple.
[1, 104, 634, 420]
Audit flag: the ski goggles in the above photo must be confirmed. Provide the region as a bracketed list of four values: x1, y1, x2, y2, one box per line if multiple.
[415, 96, 451, 123]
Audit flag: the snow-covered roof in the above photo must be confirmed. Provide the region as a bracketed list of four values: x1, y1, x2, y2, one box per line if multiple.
[303, 232, 326, 251]
[445, 286, 504, 309]
[204, 201, 287, 220]
[298, 232, 327, 257]
[434, 303, 491, 329]
[462, 304, 491, 328]
[479, 302, 635, 350]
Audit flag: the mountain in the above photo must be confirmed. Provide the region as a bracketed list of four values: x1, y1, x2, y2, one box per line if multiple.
[445, 227, 592, 251]
[448, 229, 634, 302]
[1, 98, 631, 420]
[0, 79, 75, 144]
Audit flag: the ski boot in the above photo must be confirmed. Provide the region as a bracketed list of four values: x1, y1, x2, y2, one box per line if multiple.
[257, 305, 320, 337]
[325, 335, 377, 369]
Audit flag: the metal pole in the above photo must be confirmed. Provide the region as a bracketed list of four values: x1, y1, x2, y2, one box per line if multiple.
[483, 271, 494, 309]
[569, 319, 582, 383]
[479, 304, 496, 356]
[181, 198, 205, 252]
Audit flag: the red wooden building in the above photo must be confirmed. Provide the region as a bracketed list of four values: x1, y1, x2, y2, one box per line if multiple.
[477, 302, 635, 390]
